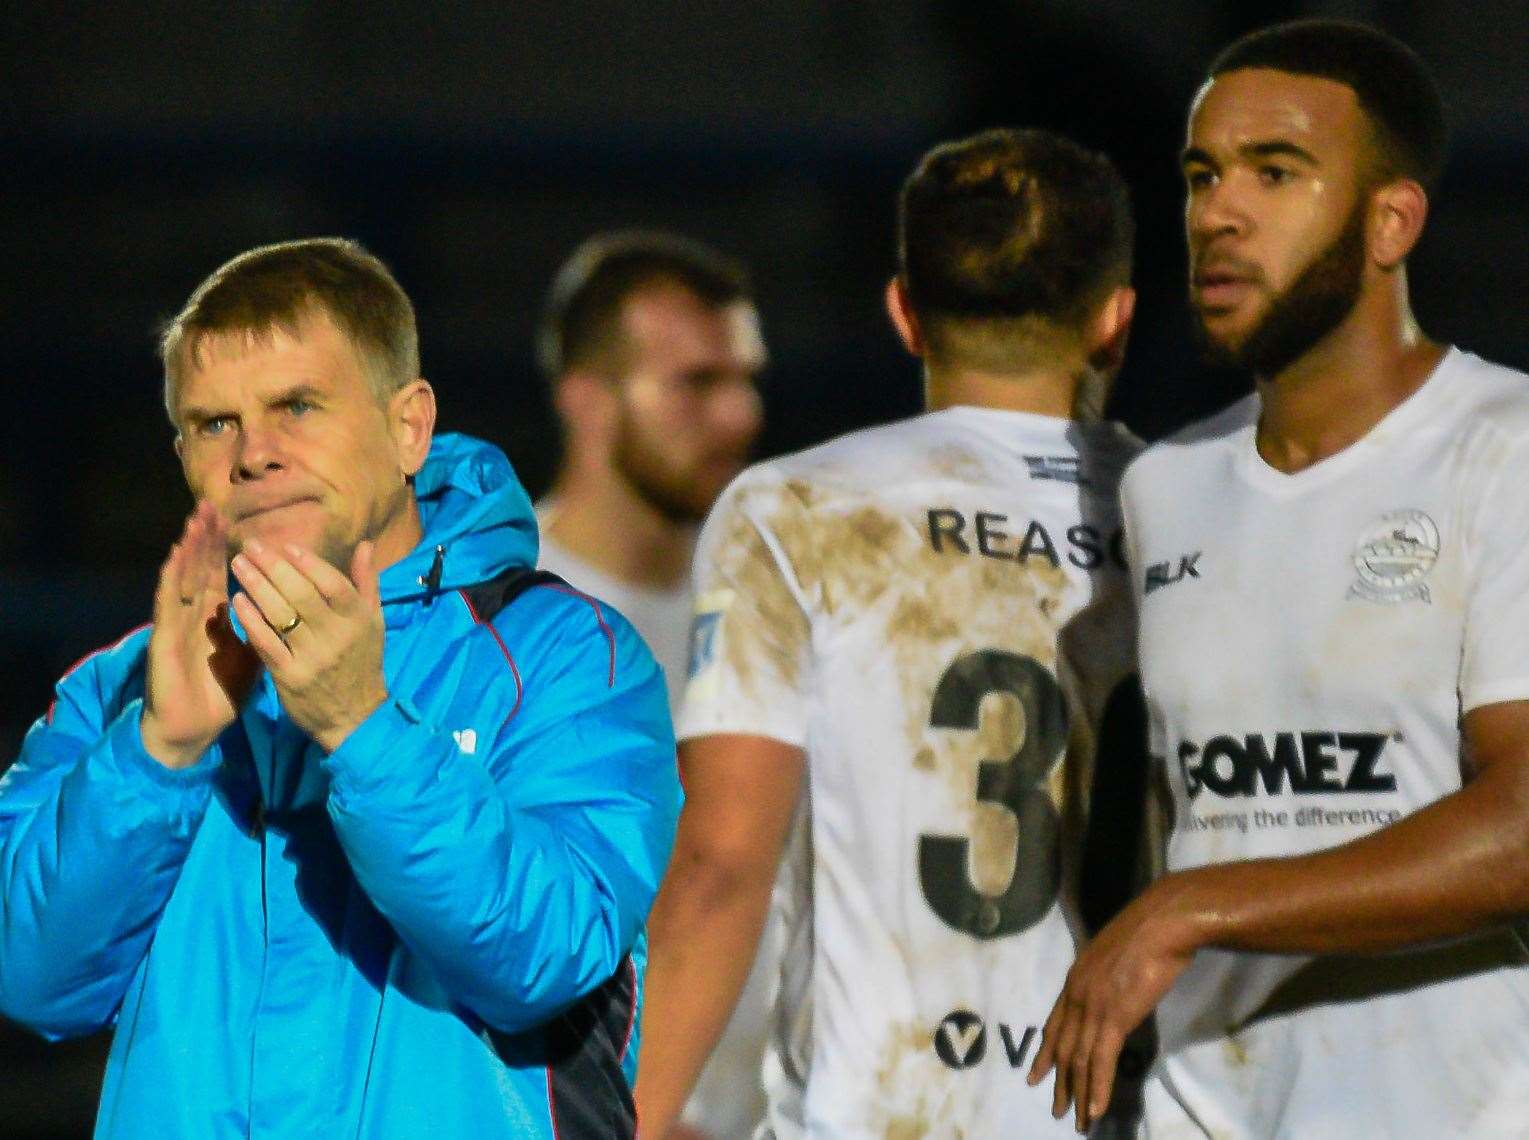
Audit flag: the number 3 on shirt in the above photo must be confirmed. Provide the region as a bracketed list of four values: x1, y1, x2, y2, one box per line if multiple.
[918, 649, 1067, 939]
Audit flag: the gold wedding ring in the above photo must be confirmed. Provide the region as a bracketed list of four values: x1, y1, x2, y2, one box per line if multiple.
[277, 614, 303, 636]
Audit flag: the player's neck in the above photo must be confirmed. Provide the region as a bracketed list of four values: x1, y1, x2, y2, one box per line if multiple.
[543, 462, 695, 591]
[923, 364, 1084, 419]
[1254, 283, 1443, 475]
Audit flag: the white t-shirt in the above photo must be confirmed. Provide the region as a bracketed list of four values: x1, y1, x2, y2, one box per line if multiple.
[536, 522, 773, 1138]
[1122, 348, 1529, 1139]
[679, 407, 1141, 1138]
[536, 529, 693, 709]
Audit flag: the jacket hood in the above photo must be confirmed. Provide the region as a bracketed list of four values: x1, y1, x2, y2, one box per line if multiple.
[380, 433, 539, 608]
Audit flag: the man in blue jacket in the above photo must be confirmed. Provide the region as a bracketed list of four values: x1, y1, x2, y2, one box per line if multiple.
[0, 237, 681, 1138]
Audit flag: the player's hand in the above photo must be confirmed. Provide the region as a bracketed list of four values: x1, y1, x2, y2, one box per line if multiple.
[141, 502, 261, 769]
[230, 538, 388, 753]
[1027, 882, 1200, 1133]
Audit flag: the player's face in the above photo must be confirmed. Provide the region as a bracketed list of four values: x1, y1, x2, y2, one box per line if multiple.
[173, 312, 424, 569]
[1183, 68, 1373, 375]
[611, 287, 765, 523]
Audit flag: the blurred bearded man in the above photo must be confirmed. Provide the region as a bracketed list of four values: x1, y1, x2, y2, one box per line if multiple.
[537, 232, 771, 1138]
[537, 232, 765, 709]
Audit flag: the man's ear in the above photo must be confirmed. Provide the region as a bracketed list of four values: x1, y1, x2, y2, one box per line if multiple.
[1086, 285, 1137, 376]
[389, 378, 437, 478]
[1369, 179, 1429, 271]
[885, 276, 926, 358]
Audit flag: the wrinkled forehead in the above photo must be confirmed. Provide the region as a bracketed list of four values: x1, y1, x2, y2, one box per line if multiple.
[166, 308, 377, 417]
[178, 321, 294, 378]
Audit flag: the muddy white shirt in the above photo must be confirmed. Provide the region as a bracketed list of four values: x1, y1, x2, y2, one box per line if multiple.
[1124, 348, 1529, 1139]
[679, 408, 1140, 1138]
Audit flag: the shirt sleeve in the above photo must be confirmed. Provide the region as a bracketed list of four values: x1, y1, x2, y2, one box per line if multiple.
[1459, 431, 1529, 711]
[675, 469, 815, 747]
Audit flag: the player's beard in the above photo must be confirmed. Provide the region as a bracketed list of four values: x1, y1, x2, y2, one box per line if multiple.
[611, 404, 730, 525]
[1196, 197, 1367, 379]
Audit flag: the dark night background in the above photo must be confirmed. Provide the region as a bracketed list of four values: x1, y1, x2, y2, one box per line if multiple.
[1, 2, 1525, 1133]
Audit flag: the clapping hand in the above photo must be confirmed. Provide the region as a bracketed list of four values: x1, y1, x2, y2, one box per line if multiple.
[141, 502, 261, 769]
[230, 538, 389, 754]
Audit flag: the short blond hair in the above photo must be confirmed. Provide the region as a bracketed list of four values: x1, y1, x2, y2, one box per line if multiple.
[160, 237, 418, 416]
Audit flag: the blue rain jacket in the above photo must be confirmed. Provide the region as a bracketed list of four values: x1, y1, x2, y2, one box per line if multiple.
[0, 434, 681, 1138]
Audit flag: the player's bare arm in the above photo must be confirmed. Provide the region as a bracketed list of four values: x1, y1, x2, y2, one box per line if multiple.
[141, 500, 261, 769]
[1030, 697, 1529, 1132]
[635, 733, 804, 1139]
[229, 537, 390, 754]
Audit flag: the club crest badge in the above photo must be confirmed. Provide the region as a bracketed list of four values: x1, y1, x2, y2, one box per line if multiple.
[1349, 509, 1439, 604]
[688, 611, 722, 679]
[684, 589, 735, 704]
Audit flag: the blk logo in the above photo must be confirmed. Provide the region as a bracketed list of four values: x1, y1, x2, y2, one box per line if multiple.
[1144, 552, 1201, 595]
[934, 1010, 1040, 1072]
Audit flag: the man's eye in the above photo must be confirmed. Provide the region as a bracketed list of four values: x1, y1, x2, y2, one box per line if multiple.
[1185, 169, 1216, 191]
[1258, 165, 1293, 186]
[286, 398, 315, 416]
[199, 416, 232, 437]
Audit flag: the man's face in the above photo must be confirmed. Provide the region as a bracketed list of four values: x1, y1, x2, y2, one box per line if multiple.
[173, 312, 422, 569]
[609, 286, 765, 523]
[1183, 68, 1373, 375]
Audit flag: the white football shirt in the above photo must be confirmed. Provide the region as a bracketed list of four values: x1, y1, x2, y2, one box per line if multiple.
[1123, 348, 1529, 1139]
[536, 518, 773, 1138]
[536, 527, 694, 710]
[679, 407, 1141, 1138]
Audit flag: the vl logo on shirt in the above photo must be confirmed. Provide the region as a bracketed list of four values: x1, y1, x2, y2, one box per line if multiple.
[1350, 509, 1439, 604]
[933, 1010, 1041, 1071]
